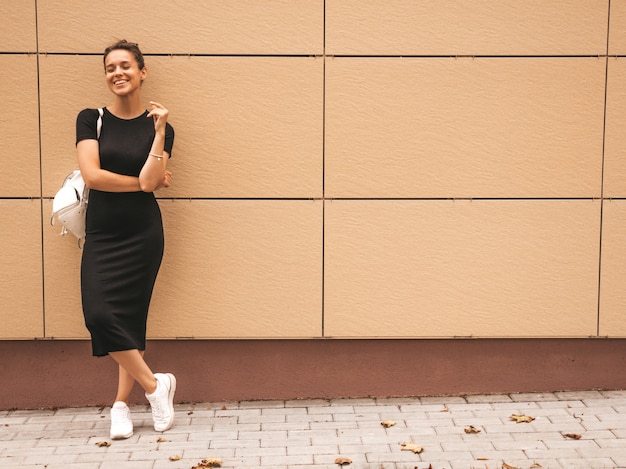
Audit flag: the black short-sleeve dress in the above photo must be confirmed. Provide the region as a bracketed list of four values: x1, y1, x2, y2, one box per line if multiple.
[76, 108, 174, 357]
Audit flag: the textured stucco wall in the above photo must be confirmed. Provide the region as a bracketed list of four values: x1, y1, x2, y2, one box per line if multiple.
[1, 0, 626, 341]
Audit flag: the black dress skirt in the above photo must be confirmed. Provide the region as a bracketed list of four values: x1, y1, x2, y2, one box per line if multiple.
[76, 108, 174, 357]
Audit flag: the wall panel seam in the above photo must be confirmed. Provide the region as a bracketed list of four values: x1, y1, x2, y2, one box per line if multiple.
[35, 0, 46, 339]
[597, 1, 612, 337]
[9, 53, 623, 59]
[321, 0, 326, 337]
[30, 52, 318, 58]
[326, 55, 620, 59]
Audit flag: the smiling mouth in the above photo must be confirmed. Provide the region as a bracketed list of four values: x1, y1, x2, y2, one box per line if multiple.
[114, 80, 128, 85]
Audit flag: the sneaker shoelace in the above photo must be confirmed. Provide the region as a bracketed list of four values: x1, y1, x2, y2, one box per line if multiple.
[111, 405, 130, 425]
[149, 395, 167, 423]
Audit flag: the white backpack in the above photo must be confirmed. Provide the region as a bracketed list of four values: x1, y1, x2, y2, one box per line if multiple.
[51, 108, 103, 246]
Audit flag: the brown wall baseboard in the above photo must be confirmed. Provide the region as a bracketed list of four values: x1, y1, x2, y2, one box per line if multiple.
[1, 338, 624, 410]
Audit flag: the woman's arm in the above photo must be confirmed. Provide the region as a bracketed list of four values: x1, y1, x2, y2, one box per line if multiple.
[138, 101, 172, 192]
[77, 138, 142, 192]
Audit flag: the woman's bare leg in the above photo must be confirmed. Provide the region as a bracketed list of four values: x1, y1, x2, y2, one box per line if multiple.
[114, 351, 146, 403]
[109, 349, 157, 395]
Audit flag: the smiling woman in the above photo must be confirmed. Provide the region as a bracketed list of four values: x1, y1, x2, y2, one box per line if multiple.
[75, 39, 177, 440]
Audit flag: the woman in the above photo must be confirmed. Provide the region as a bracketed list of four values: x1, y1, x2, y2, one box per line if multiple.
[76, 40, 176, 439]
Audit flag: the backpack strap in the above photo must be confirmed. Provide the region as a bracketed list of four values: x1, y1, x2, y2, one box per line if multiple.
[96, 108, 104, 139]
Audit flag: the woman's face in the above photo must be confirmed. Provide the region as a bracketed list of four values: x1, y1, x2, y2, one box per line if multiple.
[104, 49, 146, 97]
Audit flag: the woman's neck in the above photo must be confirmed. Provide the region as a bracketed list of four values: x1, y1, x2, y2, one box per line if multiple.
[108, 95, 145, 119]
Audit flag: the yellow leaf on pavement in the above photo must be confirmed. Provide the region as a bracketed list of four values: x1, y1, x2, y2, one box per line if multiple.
[192, 458, 222, 468]
[502, 462, 520, 469]
[509, 414, 535, 423]
[464, 425, 481, 434]
[401, 442, 424, 454]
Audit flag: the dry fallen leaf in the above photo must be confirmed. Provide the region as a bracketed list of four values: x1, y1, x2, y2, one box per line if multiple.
[502, 462, 520, 469]
[221, 405, 227, 410]
[334, 457, 352, 465]
[464, 425, 481, 434]
[563, 433, 582, 440]
[192, 458, 222, 468]
[156, 437, 168, 442]
[380, 420, 396, 428]
[476, 457, 489, 460]
[95, 441, 111, 447]
[168, 455, 181, 461]
[509, 414, 535, 423]
[400, 442, 424, 454]
[530, 463, 543, 468]
[440, 405, 449, 412]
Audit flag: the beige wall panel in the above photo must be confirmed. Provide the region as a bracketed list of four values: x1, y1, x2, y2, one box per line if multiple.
[38, 0, 322, 55]
[0, 200, 43, 339]
[326, 58, 605, 198]
[39, 55, 323, 199]
[326, 0, 608, 56]
[604, 58, 626, 198]
[0, 55, 40, 197]
[43, 200, 88, 339]
[151, 57, 323, 198]
[599, 200, 626, 337]
[39, 55, 111, 196]
[0, 1, 36, 52]
[148, 200, 322, 338]
[325, 200, 600, 338]
[609, 1, 626, 54]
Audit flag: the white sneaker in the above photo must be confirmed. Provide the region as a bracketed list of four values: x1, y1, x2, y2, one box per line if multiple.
[145, 373, 176, 432]
[110, 401, 133, 439]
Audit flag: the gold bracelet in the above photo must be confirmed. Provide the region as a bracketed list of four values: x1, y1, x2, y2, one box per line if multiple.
[149, 152, 164, 161]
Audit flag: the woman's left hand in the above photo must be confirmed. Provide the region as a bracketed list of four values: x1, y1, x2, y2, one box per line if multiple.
[156, 170, 173, 190]
[147, 101, 169, 133]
